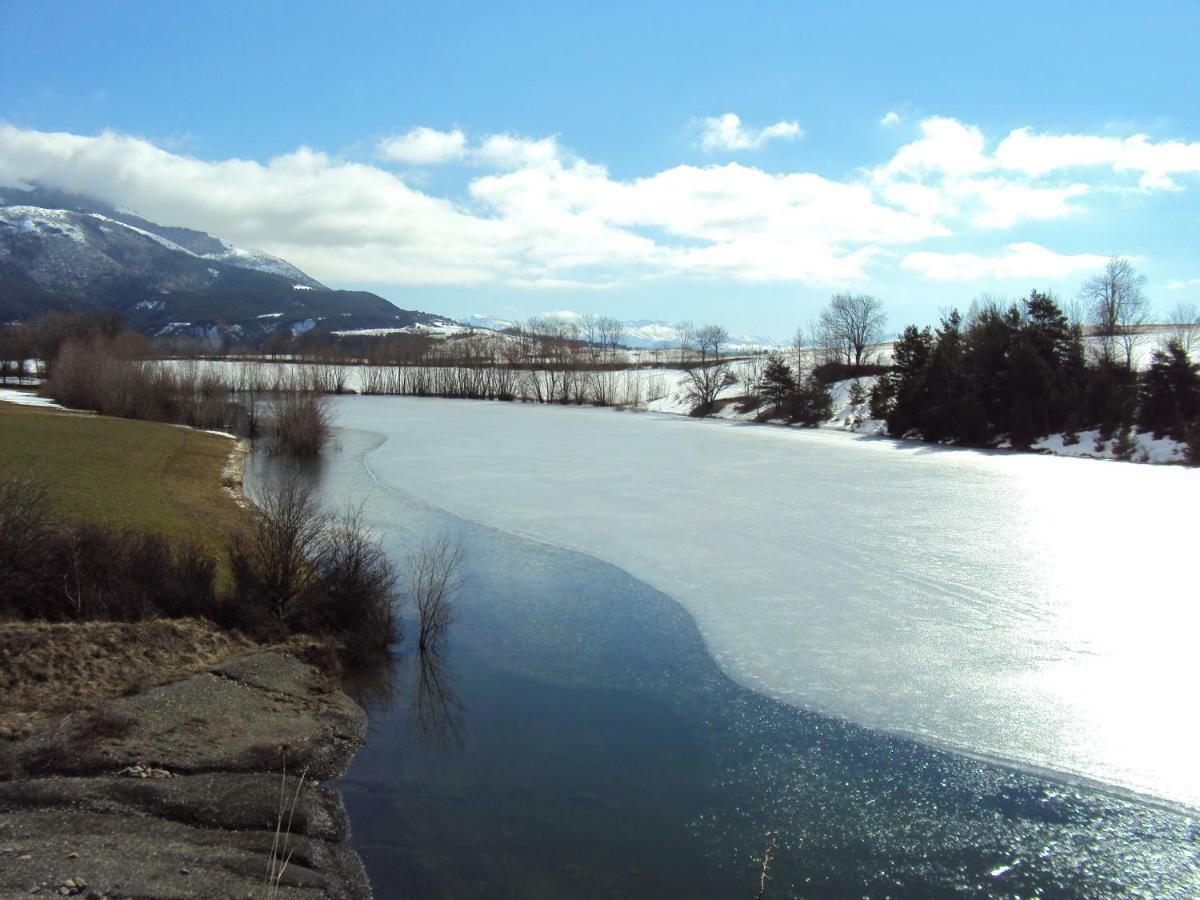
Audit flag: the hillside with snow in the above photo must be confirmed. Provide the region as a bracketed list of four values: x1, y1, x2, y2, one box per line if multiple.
[0, 185, 450, 344]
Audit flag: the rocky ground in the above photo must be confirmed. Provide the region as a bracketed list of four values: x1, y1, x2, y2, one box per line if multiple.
[0, 650, 371, 899]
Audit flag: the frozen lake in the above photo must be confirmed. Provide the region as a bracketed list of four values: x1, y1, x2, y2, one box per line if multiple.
[331, 396, 1200, 809]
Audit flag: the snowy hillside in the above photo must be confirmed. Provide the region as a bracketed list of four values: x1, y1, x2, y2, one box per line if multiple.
[0, 186, 450, 344]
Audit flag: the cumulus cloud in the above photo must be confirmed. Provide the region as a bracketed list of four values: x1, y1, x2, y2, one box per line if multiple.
[474, 134, 564, 170]
[377, 126, 467, 165]
[0, 116, 1188, 291]
[873, 116, 1094, 229]
[1166, 277, 1200, 290]
[901, 242, 1109, 281]
[994, 127, 1200, 190]
[699, 113, 803, 152]
[880, 111, 901, 127]
[0, 123, 912, 286]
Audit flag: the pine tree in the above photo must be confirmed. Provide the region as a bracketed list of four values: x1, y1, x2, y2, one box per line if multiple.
[791, 374, 833, 426]
[757, 351, 796, 411]
[1137, 340, 1200, 439]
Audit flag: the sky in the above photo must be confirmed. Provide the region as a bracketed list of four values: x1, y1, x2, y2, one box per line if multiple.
[1, 0, 1198, 338]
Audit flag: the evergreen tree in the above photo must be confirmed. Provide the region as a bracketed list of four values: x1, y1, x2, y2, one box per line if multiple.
[884, 324, 934, 436]
[757, 351, 796, 410]
[790, 374, 833, 426]
[1138, 341, 1200, 439]
[868, 372, 895, 420]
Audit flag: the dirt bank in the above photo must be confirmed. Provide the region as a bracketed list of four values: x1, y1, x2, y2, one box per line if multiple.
[0, 647, 371, 899]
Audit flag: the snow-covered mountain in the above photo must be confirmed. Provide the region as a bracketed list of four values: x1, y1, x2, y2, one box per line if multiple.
[0, 185, 448, 344]
[463, 312, 786, 351]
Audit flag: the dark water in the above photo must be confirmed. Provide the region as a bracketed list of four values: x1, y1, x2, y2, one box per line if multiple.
[248, 430, 1199, 899]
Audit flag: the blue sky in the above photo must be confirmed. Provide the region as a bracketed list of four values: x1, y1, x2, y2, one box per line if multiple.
[2, 1, 1198, 336]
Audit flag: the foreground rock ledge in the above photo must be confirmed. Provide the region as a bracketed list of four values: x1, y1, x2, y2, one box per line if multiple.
[0, 651, 371, 899]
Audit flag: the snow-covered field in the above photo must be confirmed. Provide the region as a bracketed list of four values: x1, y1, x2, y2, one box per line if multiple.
[335, 395, 1200, 809]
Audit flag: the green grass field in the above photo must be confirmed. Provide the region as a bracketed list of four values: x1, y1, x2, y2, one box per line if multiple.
[0, 402, 249, 560]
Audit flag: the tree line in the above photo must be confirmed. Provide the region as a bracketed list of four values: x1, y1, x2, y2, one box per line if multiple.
[856, 259, 1199, 461]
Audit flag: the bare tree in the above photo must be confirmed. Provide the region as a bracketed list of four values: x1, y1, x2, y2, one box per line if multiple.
[1082, 257, 1151, 369]
[682, 361, 737, 415]
[791, 325, 807, 385]
[738, 353, 765, 405]
[1166, 300, 1200, 357]
[814, 294, 887, 368]
[596, 316, 625, 358]
[674, 320, 697, 365]
[696, 324, 730, 361]
[232, 473, 329, 624]
[409, 535, 464, 652]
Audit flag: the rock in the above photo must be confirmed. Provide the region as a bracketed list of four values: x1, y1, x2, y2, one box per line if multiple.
[0, 652, 370, 899]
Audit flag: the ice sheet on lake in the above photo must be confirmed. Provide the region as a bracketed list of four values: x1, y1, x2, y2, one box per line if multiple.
[333, 396, 1200, 808]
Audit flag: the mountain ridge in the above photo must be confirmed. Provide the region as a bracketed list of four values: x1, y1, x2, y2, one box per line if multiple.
[0, 185, 448, 346]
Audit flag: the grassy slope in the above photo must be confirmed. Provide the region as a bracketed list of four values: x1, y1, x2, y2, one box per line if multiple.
[0, 402, 248, 559]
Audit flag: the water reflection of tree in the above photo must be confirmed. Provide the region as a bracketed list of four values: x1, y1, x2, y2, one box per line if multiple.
[411, 645, 466, 751]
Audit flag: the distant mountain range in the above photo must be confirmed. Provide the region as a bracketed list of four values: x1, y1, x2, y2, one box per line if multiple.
[463, 313, 786, 350]
[0, 185, 448, 345]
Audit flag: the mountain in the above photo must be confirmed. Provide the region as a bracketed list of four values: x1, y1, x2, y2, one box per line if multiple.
[0, 185, 447, 345]
[464, 312, 786, 351]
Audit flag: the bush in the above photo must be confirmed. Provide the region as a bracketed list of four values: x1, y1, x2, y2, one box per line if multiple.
[811, 361, 890, 385]
[305, 506, 399, 667]
[0, 474, 54, 612]
[267, 390, 331, 456]
[227, 474, 400, 664]
[0, 481, 218, 623]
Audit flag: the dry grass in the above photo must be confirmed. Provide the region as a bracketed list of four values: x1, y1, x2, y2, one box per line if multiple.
[0, 618, 341, 741]
[0, 619, 258, 723]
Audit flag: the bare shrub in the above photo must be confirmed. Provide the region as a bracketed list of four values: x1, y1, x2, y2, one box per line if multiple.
[0, 474, 54, 610]
[409, 536, 464, 652]
[306, 505, 399, 667]
[228, 474, 328, 629]
[267, 390, 331, 456]
[228, 476, 401, 664]
[0, 476, 218, 622]
[682, 361, 737, 416]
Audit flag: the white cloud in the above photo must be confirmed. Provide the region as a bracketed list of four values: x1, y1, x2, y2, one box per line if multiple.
[1166, 277, 1200, 290]
[873, 116, 1094, 229]
[0, 116, 1187, 291]
[995, 128, 1200, 190]
[377, 126, 467, 165]
[901, 242, 1109, 281]
[880, 111, 901, 127]
[699, 113, 803, 152]
[474, 134, 564, 170]
[884, 116, 990, 177]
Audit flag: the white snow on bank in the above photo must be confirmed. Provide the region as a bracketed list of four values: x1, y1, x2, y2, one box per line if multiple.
[335, 395, 1200, 809]
[1033, 430, 1189, 464]
[0, 388, 63, 408]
